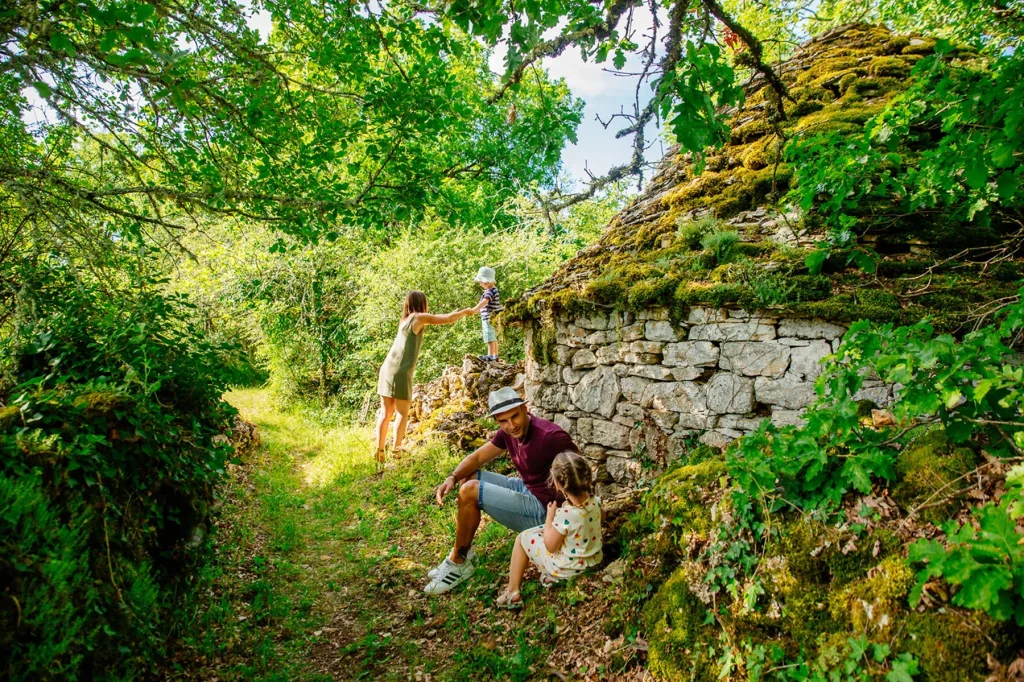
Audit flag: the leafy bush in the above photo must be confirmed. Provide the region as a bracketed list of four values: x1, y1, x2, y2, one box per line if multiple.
[699, 229, 740, 266]
[0, 259, 237, 680]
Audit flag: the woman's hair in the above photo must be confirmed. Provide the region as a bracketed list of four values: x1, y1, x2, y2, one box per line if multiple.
[549, 450, 594, 500]
[402, 291, 428, 319]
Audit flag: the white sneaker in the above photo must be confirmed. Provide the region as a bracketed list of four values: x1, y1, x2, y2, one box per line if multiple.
[423, 558, 475, 595]
[427, 549, 476, 578]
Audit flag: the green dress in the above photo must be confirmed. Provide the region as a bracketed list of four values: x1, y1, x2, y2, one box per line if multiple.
[377, 314, 423, 400]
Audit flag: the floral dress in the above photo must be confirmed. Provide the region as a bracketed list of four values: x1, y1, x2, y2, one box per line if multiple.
[519, 496, 602, 581]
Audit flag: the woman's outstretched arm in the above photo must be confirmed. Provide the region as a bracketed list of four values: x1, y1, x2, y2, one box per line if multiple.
[412, 308, 476, 332]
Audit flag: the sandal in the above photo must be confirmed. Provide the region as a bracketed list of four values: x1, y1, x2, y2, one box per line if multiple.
[539, 574, 560, 589]
[496, 588, 522, 609]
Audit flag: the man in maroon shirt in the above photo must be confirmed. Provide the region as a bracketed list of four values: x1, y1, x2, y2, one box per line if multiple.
[424, 387, 579, 595]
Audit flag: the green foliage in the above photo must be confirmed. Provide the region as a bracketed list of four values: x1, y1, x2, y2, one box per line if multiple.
[0, 255, 237, 680]
[700, 228, 740, 265]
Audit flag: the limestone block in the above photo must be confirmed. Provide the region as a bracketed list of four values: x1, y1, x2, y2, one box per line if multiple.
[706, 372, 756, 413]
[778, 338, 811, 347]
[576, 313, 612, 331]
[832, 338, 841, 353]
[678, 412, 716, 429]
[754, 375, 816, 409]
[513, 373, 526, 392]
[612, 363, 630, 377]
[777, 318, 846, 340]
[699, 430, 735, 449]
[565, 411, 588, 418]
[532, 408, 552, 421]
[636, 308, 670, 321]
[770, 408, 807, 428]
[687, 307, 729, 324]
[650, 410, 679, 430]
[537, 383, 574, 411]
[592, 463, 614, 484]
[671, 367, 703, 381]
[570, 366, 621, 418]
[596, 343, 626, 365]
[619, 323, 646, 342]
[607, 454, 642, 484]
[631, 340, 666, 354]
[621, 376, 654, 404]
[524, 378, 541, 404]
[562, 366, 587, 385]
[690, 321, 776, 342]
[642, 381, 708, 413]
[628, 365, 676, 380]
[718, 414, 766, 431]
[853, 384, 890, 406]
[596, 482, 628, 498]
[564, 325, 588, 348]
[719, 341, 791, 378]
[646, 320, 684, 342]
[577, 417, 631, 449]
[553, 345, 576, 366]
[663, 341, 720, 368]
[613, 402, 646, 427]
[553, 413, 577, 438]
[727, 309, 750, 319]
[622, 352, 662, 365]
[526, 360, 561, 383]
[581, 443, 608, 462]
[584, 330, 618, 345]
[789, 340, 832, 380]
[572, 349, 598, 369]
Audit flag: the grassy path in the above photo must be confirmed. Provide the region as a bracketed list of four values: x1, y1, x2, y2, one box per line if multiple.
[168, 389, 648, 681]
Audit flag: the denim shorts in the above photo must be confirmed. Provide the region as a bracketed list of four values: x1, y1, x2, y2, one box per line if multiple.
[476, 471, 545, 533]
[481, 319, 498, 343]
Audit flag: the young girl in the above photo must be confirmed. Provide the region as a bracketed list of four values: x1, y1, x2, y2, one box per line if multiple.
[496, 451, 602, 608]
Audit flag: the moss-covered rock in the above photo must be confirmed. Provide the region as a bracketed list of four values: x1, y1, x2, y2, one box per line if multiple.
[891, 428, 979, 523]
[643, 569, 719, 682]
[0, 405, 21, 432]
[898, 609, 1023, 682]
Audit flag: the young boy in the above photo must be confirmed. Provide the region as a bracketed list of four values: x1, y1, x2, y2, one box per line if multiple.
[473, 266, 500, 362]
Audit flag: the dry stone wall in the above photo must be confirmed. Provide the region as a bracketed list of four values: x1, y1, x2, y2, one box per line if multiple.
[523, 307, 893, 495]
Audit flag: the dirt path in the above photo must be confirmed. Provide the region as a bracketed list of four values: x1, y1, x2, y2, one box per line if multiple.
[167, 389, 651, 681]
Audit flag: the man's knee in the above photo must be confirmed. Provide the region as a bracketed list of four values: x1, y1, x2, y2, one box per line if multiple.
[458, 479, 479, 507]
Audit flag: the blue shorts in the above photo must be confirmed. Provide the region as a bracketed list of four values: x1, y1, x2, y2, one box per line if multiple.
[476, 471, 545, 533]
[482, 319, 498, 344]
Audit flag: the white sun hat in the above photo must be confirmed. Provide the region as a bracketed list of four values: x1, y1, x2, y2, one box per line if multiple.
[474, 266, 496, 283]
[488, 386, 525, 416]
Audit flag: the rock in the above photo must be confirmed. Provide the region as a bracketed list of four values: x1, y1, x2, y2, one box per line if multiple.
[582, 443, 608, 461]
[630, 340, 666, 354]
[706, 373, 755, 413]
[689, 321, 776, 342]
[553, 345, 576, 365]
[562, 366, 587, 385]
[777, 318, 846, 340]
[853, 385, 890, 406]
[607, 454, 642, 484]
[553, 413, 576, 437]
[755, 375, 816, 409]
[570, 366, 621, 418]
[576, 313, 612, 331]
[718, 414, 765, 431]
[596, 343, 626, 365]
[789, 340, 832, 380]
[671, 367, 703, 381]
[678, 412, 716, 429]
[770, 408, 807, 427]
[572, 349, 598, 369]
[536, 383, 574, 411]
[577, 418, 632, 449]
[616, 402, 646, 421]
[628, 365, 676, 380]
[649, 410, 679, 430]
[871, 409, 895, 427]
[636, 308, 670, 321]
[719, 341, 791, 378]
[645, 320, 684, 342]
[602, 558, 627, 583]
[687, 307, 729, 324]
[526, 360, 560, 383]
[619, 323, 646, 342]
[699, 430, 734, 449]
[641, 381, 708, 413]
[777, 337, 811, 347]
[663, 341, 720, 368]
[621, 376, 654, 403]
[584, 330, 618, 345]
[622, 352, 661, 365]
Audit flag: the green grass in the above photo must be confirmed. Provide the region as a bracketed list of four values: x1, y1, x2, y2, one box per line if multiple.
[166, 388, 628, 681]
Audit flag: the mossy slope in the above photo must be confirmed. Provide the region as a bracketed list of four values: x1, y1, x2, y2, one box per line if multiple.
[508, 24, 1019, 332]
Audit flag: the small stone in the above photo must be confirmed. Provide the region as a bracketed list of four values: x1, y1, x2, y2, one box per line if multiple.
[670, 367, 703, 381]
[620, 376, 654, 403]
[770, 408, 806, 428]
[776, 318, 846, 340]
[570, 366, 621, 418]
[663, 341, 720, 368]
[630, 340, 666, 354]
[677, 413, 716, 429]
[618, 323, 646, 342]
[641, 381, 707, 413]
[699, 430, 734, 449]
[553, 413, 576, 437]
[871, 409, 895, 427]
[602, 558, 627, 583]
[615, 402, 646, 421]
[687, 307, 728, 324]
[628, 365, 675, 380]
[596, 343, 626, 365]
[577, 418, 631, 449]
[853, 385, 890, 407]
[649, 410, 679, 430]
[576, 313, 612, 331]
[690, 321, 776, 342]
[718, 414, 765, 431]
[645, 320, 684, 342]
[789, 340, 832, 380]
[719, 341, 791, 378]
[581, 443, 608, 462]
[553, 345, 576, 365]
[584, 330, 618, 345]
[562, 366, 587, 385]
[622, 352, 661, 365]
[706, 372, 755, 413]
[606, 454, 642, 484]
[636, 308, 670, 321]
[572, 349, 597, 369]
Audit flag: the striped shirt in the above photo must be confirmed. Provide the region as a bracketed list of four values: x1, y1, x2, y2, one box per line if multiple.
[480, 286, 500, 321]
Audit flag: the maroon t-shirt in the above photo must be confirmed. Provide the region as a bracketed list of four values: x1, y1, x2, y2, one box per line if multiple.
[490, 415, 579, 505]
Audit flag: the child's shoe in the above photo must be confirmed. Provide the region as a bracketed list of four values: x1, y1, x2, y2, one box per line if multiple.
[477, 354, 495, 362]
[496, 588, 522, 609]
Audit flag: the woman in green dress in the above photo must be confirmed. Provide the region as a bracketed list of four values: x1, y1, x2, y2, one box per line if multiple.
[376, 291, 477, 467]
